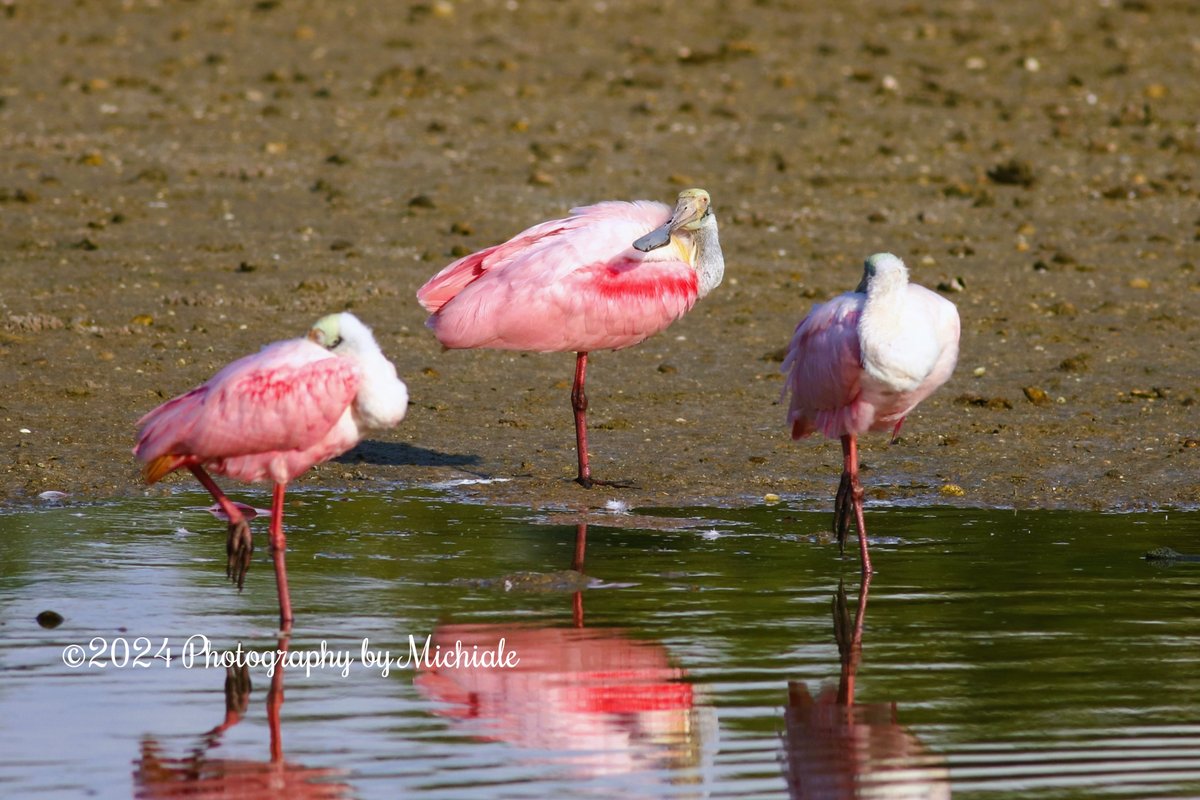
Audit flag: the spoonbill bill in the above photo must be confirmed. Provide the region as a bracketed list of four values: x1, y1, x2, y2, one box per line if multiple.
[417, 188, 724, 488]
[782, 254, 959, 574]
[134, 312, 409, 629]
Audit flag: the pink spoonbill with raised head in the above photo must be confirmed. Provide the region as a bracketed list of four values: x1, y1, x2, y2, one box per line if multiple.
[417, 188, 724, 488]
[134, 312, 409, 630]
[782, 254, 959, 574]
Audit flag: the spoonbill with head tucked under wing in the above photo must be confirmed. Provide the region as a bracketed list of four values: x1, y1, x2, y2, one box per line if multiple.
[781, 253, 959, 574]
[134, 312, 409, 630]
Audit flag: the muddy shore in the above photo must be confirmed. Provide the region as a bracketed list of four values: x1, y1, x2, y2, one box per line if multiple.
[2, 1, 1197, 514]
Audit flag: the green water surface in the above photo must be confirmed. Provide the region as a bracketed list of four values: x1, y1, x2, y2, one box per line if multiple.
[1, 488, 1198, 798]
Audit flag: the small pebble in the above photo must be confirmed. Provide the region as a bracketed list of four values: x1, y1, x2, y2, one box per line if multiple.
[940, 484, 965, 497]
[1023, 386, 1051, 406]
[763, 493, 781, 504]
[408, 194, 437, 209]
[987, 158, 1036, 187]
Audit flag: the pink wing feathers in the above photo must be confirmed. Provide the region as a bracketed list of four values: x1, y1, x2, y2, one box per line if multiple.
[415, 213, 581, 315]
[782, 294, 871, 440]
[135, 339, 361, 480]
[418, 200, 700, 352]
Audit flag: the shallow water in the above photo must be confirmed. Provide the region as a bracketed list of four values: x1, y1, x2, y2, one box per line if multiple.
[2, 489, 1199, 798]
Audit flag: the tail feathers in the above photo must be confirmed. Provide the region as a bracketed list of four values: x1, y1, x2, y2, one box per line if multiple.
[142, 454, 187, 484]
[417, 246, 497, 313]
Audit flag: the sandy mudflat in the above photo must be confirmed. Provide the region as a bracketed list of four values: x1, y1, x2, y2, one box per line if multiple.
[1, 1, 1196, 513]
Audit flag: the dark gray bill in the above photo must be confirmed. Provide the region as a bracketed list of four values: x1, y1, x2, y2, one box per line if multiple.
[632, 223, 672, 252]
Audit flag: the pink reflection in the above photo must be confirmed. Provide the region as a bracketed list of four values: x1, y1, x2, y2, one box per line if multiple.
[133, 636, 350, 799]
[417, 523, 704, 777]
[783, 577, 950, 799]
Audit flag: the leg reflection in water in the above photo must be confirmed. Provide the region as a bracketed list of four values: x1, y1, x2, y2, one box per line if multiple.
[783, 576, 951, 799]
[133, 635, 351, 799]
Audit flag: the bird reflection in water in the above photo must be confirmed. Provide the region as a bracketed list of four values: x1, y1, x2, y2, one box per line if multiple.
[415, 521, 709, 779]
[783, 577, 950, 799]
[133, 635, 350, 799]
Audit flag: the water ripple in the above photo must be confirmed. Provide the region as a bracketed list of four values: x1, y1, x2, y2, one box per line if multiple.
[2, 492, 1199, 797]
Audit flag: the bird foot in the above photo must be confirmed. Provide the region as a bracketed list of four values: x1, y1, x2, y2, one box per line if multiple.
[225, 518, 254, 591]
[575, 475, 637, 490]
[833, 473, 853, 554]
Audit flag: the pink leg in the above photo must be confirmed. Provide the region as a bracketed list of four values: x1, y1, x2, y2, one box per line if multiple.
[571, 352, 594, 487]
[889, 416, 906, 445]
[570, 352, 631, 489]
[187, 463, 254, 590]
[834, 435, 873, 575]
[269, 483, 293, 632]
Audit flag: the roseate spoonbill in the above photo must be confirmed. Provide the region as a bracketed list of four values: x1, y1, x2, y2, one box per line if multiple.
[782, 254, 959, 574]
[133, 312, 409, 629]
[416, 188, 724, 488]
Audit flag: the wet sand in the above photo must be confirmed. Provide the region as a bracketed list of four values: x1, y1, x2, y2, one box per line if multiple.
[2, 1, 1197, 512]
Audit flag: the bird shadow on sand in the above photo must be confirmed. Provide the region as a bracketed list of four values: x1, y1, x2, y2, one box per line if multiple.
[335, 439, 481, 469]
